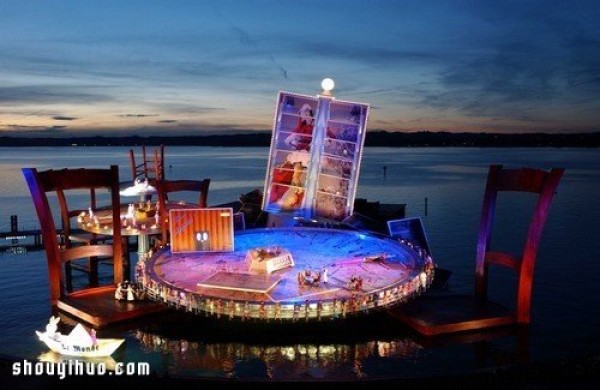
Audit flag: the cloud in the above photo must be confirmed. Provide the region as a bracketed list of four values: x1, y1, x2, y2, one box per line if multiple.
[6, 124, 47, 130]
[120, 114, 160, 118]
[231, 26, 253, 46]
[0, 85, 113, 105]
[2, 124, 67, 134]
[1, 1, 599, 134]
[213, 7, 289, 81]
[151, 102, 225, 115]
[268, 54, 288, 80]
[410, 3, 600, 123]
[322, 44, 437, 65]
[0, 109, 58, 117]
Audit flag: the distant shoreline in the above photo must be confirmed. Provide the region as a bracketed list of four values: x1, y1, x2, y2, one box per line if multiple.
[1, 131, 599, 147]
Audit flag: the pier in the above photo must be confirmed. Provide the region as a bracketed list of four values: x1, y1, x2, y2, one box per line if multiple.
[0, 214, 141, 254]
[0, 215, 42, 253]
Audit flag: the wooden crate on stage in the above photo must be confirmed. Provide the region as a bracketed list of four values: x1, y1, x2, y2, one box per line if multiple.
[245, 247, 295, 274]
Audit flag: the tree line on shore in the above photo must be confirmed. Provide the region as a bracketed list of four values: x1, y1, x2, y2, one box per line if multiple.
[1, 131, 599, 147]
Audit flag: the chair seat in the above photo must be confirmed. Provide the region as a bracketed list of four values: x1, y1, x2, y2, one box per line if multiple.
[57, 286, 168, 328]
[393, 294, 514, 336]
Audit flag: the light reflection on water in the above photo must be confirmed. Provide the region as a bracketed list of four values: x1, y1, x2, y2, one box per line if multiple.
[1, 146, 600, 380]
[131, 329, 425, 380]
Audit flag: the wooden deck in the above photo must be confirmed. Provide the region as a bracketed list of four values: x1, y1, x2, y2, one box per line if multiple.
[56, 285, 168, 328]
[390, 293, 514, 336]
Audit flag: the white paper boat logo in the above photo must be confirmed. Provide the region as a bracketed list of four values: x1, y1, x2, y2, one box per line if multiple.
[36, 316, 124, 357]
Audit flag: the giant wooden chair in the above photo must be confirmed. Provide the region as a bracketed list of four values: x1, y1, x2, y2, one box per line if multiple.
[395, 165, 564, 336]
[22, 166, 124, 306]
[155, 179, 210, 246]
[129, 144, 165, 185]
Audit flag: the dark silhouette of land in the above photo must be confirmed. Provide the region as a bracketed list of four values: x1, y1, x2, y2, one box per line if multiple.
[1, 131, 599, 147]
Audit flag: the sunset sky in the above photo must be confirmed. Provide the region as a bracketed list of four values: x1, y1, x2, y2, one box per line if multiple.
[1, 0, 599, 137]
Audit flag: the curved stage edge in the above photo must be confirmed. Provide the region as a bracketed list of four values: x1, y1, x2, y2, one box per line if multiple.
[139, 227, 435, 322]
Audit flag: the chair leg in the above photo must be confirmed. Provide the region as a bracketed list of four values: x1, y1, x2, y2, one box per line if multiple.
[122, 237, 131, 281]
[65, 262, 73, 293]
[88, 256, 99, 287]
[123, 237, 131, 264]
[473, 341, 492, 369]
[516, 327, 530, 364]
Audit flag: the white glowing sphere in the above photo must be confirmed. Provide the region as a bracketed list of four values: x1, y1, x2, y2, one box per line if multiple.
[321, 78, 335, 92]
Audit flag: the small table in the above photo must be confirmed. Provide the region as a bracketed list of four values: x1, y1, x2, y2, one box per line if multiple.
[77, 204, 160, 262]
[77, 201, 198, 261]
[117, 180, 158, 259]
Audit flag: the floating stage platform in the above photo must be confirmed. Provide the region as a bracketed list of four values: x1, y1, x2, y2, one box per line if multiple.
[141, 227, 434, 322]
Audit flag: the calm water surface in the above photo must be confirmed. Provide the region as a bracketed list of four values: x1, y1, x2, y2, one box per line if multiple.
[0, 146, 599, 380]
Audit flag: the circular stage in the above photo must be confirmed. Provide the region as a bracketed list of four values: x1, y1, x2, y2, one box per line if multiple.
[140, 227, 434, 321]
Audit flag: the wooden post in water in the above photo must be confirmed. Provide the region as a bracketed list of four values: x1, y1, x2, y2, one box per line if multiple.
[10, 215, 18, 233]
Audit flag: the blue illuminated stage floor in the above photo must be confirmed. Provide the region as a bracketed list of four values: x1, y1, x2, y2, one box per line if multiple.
[143, 227, 433, 321]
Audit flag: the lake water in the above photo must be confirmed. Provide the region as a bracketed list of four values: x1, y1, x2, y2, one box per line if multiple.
[0, 146, 599, 380]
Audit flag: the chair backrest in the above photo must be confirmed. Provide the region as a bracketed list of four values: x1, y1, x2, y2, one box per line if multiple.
[55, 186, 97, 247]
[22, 166, 123, 304]
[155, 179, 210, 245]
[475, 164, 564, 323]
[129, 145, 165, 184]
